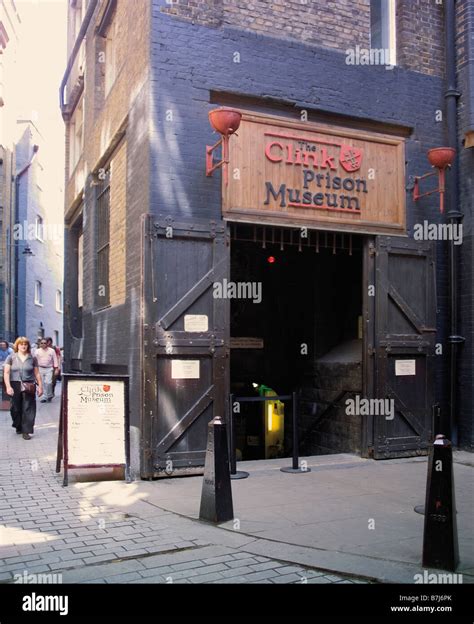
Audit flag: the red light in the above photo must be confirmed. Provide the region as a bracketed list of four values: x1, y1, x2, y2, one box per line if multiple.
[267, 256, 276, 264]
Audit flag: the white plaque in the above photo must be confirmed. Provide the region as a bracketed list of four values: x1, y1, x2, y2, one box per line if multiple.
[67, 379, 126, 465]
[171, 360, 200, 379]
[184, 314, 208, 332]
[395, 359, 416, 376]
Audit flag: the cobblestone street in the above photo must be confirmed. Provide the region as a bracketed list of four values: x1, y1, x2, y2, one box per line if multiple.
[0, 389, 366, 584]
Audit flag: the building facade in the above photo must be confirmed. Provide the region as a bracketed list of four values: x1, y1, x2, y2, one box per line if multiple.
[15, 121, 64, 347]
[61, 0, 473, 479]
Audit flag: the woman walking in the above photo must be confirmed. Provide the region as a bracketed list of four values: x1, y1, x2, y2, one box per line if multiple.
[4, 337, 43, 440]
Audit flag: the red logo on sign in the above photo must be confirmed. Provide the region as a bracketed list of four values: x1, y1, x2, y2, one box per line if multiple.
[339, 145, 363, 172]
[103, 385, 111, 392]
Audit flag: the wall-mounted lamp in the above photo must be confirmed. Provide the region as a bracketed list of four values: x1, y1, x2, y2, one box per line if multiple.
[206, 107, 242, 186]
[412, 147, 456, 214]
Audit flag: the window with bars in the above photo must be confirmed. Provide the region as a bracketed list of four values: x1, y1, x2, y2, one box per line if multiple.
[96, 170, 110, 308]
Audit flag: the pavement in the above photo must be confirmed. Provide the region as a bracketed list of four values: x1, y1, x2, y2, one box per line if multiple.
[0, 386, 472, 585]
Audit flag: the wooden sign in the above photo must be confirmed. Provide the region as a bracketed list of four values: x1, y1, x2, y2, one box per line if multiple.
[223, 111, 406, 235]
[56, 374, 130, 486]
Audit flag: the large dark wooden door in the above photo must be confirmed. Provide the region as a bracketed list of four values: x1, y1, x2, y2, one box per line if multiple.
[364, 236, 437, 459]
[142, 216, 229, 477]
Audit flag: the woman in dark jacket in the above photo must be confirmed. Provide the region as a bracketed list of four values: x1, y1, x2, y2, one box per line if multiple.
[4, 337, 43, 440]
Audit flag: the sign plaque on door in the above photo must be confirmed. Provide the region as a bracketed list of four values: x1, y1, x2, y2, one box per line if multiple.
[184, 314, 208, 332]
[395, 359, 416, 376]
[171, 360, 200, 379]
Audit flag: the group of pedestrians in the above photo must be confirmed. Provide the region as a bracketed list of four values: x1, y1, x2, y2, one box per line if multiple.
[0, 336, 61, 440]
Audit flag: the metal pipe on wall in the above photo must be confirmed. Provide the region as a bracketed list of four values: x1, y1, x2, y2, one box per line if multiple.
[444, 0, 464, 445]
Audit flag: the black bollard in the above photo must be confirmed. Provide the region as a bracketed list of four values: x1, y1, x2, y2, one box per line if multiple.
[199, 415, 234, 523]
[422, 434, 459, 571]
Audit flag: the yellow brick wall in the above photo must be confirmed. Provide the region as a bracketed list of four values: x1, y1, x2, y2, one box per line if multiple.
[109, 139, 126, 306]
[65, 0, 150, 211]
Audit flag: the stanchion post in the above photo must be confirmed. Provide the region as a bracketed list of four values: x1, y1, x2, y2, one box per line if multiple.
[228, 393, 249, 480]
[281, 390, 311, 474]
[229, 393, 236, 474]
[292, 391, 298, 470]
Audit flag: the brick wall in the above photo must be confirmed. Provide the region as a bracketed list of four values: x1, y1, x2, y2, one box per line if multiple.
[109, 140, 126, 307]
[396, 0, 445, 77]
[65, 0, 150, 208]
[160, 0, 445, 76]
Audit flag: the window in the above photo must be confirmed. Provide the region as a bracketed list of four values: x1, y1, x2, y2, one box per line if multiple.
[69, 96, 84, 174]
[53, 330, 59, 346]
[78, 233, 83, 308]
[56, 290, 63, 313]
[35, 215, 44, 241]
[104, 18, 118, 95]
[96, 169, 110, 307]
[35, 281, 43, 306]
[370, 0, 396, 65]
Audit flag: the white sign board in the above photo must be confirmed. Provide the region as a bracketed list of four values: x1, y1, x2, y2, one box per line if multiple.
[67, 379, 126, 465]
[171, 360, 200, 379]
[395, 359, 416, 376]
[184, 314, 208, 332]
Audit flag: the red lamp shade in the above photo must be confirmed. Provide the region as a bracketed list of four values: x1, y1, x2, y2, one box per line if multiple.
[208, 108, 242, 137]
[427, 147, 456, 169]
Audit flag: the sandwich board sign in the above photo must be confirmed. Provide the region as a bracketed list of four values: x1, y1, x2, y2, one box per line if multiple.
[56, 374, 130, 486]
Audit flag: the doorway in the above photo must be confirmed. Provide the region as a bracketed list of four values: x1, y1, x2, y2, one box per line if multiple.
[229, 224, 364, 461]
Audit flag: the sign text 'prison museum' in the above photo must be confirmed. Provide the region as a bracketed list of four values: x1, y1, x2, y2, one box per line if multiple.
[222, 113, 406, 235]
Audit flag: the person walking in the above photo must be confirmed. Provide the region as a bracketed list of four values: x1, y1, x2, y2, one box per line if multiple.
[0, 340, 13, 404]
[46, 337, 61, 397]
[34, 339, 59, 403]
[4, 337, 43, 439]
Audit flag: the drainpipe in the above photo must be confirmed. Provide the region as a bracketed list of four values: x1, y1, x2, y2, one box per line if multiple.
[59, 0, 98, 115]
[444, 0, 464, 446]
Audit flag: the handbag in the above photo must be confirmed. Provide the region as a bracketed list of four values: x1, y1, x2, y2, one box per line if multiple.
[18, 356, 36, 395]
[20, 381, 36, 395]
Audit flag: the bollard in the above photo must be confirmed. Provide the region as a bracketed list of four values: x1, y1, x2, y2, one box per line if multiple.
[199, 415, 234, 523]
[422, 434, 459, 571]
